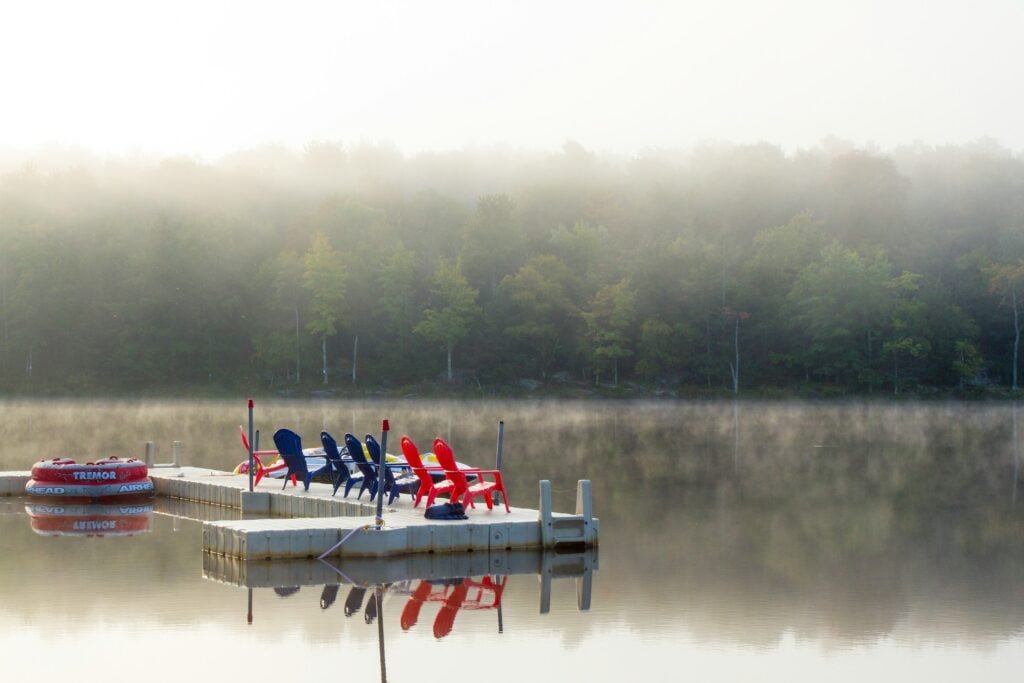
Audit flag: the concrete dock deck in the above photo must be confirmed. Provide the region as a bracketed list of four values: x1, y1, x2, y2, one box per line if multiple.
[1, 466, 598, 561]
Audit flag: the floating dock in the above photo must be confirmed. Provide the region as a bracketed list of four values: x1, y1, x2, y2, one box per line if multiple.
[0, 467, 598, 561]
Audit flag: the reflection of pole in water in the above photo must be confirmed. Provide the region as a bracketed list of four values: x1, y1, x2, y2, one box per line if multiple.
[376, 585, 387, 683]
[1013, 404, 1020, 509]
[732, 400, 740, 475]
[247, 587, 253, 625]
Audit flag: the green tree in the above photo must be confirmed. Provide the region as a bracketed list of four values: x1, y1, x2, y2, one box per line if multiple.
[583, 278, 637, 385]
[498, 255, 581, 379]
[303, 232, 346, 385]
[414, 261, 479, 381]
[785, 244, 893, 388]
[952, 341, 983, 389]
[881, 272, 930, 394]
[253, 251, 306, 386]
[986, 259, 1024, 391]
[374, 243, 420, 382]
[460, 195, 523, 295]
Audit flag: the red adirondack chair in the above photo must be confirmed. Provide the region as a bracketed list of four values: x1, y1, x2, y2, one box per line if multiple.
[432, 438, 511, 512]
[238, 425, 296, 487]
[400, 436, 457, 507]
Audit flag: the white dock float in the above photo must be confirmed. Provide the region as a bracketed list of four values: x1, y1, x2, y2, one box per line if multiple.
[0, 466, 598, 560]
[0, 472, 30, 496]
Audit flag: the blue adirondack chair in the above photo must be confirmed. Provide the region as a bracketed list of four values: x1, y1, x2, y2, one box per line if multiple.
[365, 434, 419, 505]
[344, 433, 384, 500]
[271, 428, 330, 491]
[320, 431, 361, 497]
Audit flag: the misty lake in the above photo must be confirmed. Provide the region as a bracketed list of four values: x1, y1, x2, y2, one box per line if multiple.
[2, 399, 1023, 682]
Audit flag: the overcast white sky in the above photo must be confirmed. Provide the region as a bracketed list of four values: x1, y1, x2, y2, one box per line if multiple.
[1, 0, 1021, 159]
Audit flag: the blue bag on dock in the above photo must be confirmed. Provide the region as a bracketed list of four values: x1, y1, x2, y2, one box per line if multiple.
[424, 501, 468, 520]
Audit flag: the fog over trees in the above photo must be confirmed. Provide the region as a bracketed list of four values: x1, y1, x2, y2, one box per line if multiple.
[1, 138, 1022, 396]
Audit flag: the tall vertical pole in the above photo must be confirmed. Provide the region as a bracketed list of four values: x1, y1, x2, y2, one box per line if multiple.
[248, 399, 255, 492]
[494, 420, 505, 505]
[376, 419, 389, 529]
[495, 420, 505, 470]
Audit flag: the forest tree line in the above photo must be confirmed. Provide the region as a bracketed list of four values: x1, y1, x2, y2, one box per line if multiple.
[0, 138, 1022, 396]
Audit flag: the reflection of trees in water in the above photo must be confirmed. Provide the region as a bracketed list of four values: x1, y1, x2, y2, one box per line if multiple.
[601, 496, 1024, 646]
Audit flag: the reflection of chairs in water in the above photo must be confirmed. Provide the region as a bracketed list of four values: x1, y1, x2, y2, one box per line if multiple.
[344, 586, 366, 617]
[400, 581, 435, 630]
[462, 575, 506, 610]
[432, 580, 471, 638]
[320, 585, 339, 610]
[398, 576, 506, 638]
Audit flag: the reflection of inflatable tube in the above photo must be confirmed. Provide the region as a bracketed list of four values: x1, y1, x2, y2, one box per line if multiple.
[26, 457, 154, 501]
[25, 502, 153, 537]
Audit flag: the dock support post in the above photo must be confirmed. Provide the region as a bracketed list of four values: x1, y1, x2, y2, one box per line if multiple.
[576, 479, 593, 544]
[144, 441, 155, 468]
[376, 420, 389, 529]
[172, 441, 182, 468]
[539, 480, 553, 548]
[247, 399, 254, 492]
[240, 491, 271, 515]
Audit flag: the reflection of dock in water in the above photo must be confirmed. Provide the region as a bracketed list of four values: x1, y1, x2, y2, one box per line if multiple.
[208, 546, 595, 683]
[203, 547, 597, 614]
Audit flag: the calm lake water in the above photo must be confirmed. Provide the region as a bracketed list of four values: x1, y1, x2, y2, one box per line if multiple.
[2, 399, 1023, 682]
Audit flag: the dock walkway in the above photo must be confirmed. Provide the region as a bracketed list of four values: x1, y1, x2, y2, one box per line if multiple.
[0, 467, 598, 561]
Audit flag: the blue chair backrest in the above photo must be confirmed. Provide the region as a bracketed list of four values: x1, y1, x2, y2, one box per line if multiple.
[273, 428, 308, 475]
[365, 434, 394, 486]
[344, 433, 377, 480]
[320, 431, 344, 465]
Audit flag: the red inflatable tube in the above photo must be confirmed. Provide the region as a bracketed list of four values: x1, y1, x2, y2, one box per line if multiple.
[30, 457, 149, 484]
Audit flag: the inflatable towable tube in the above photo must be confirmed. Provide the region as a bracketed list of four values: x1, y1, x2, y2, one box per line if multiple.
[25, 457, 155, 500]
